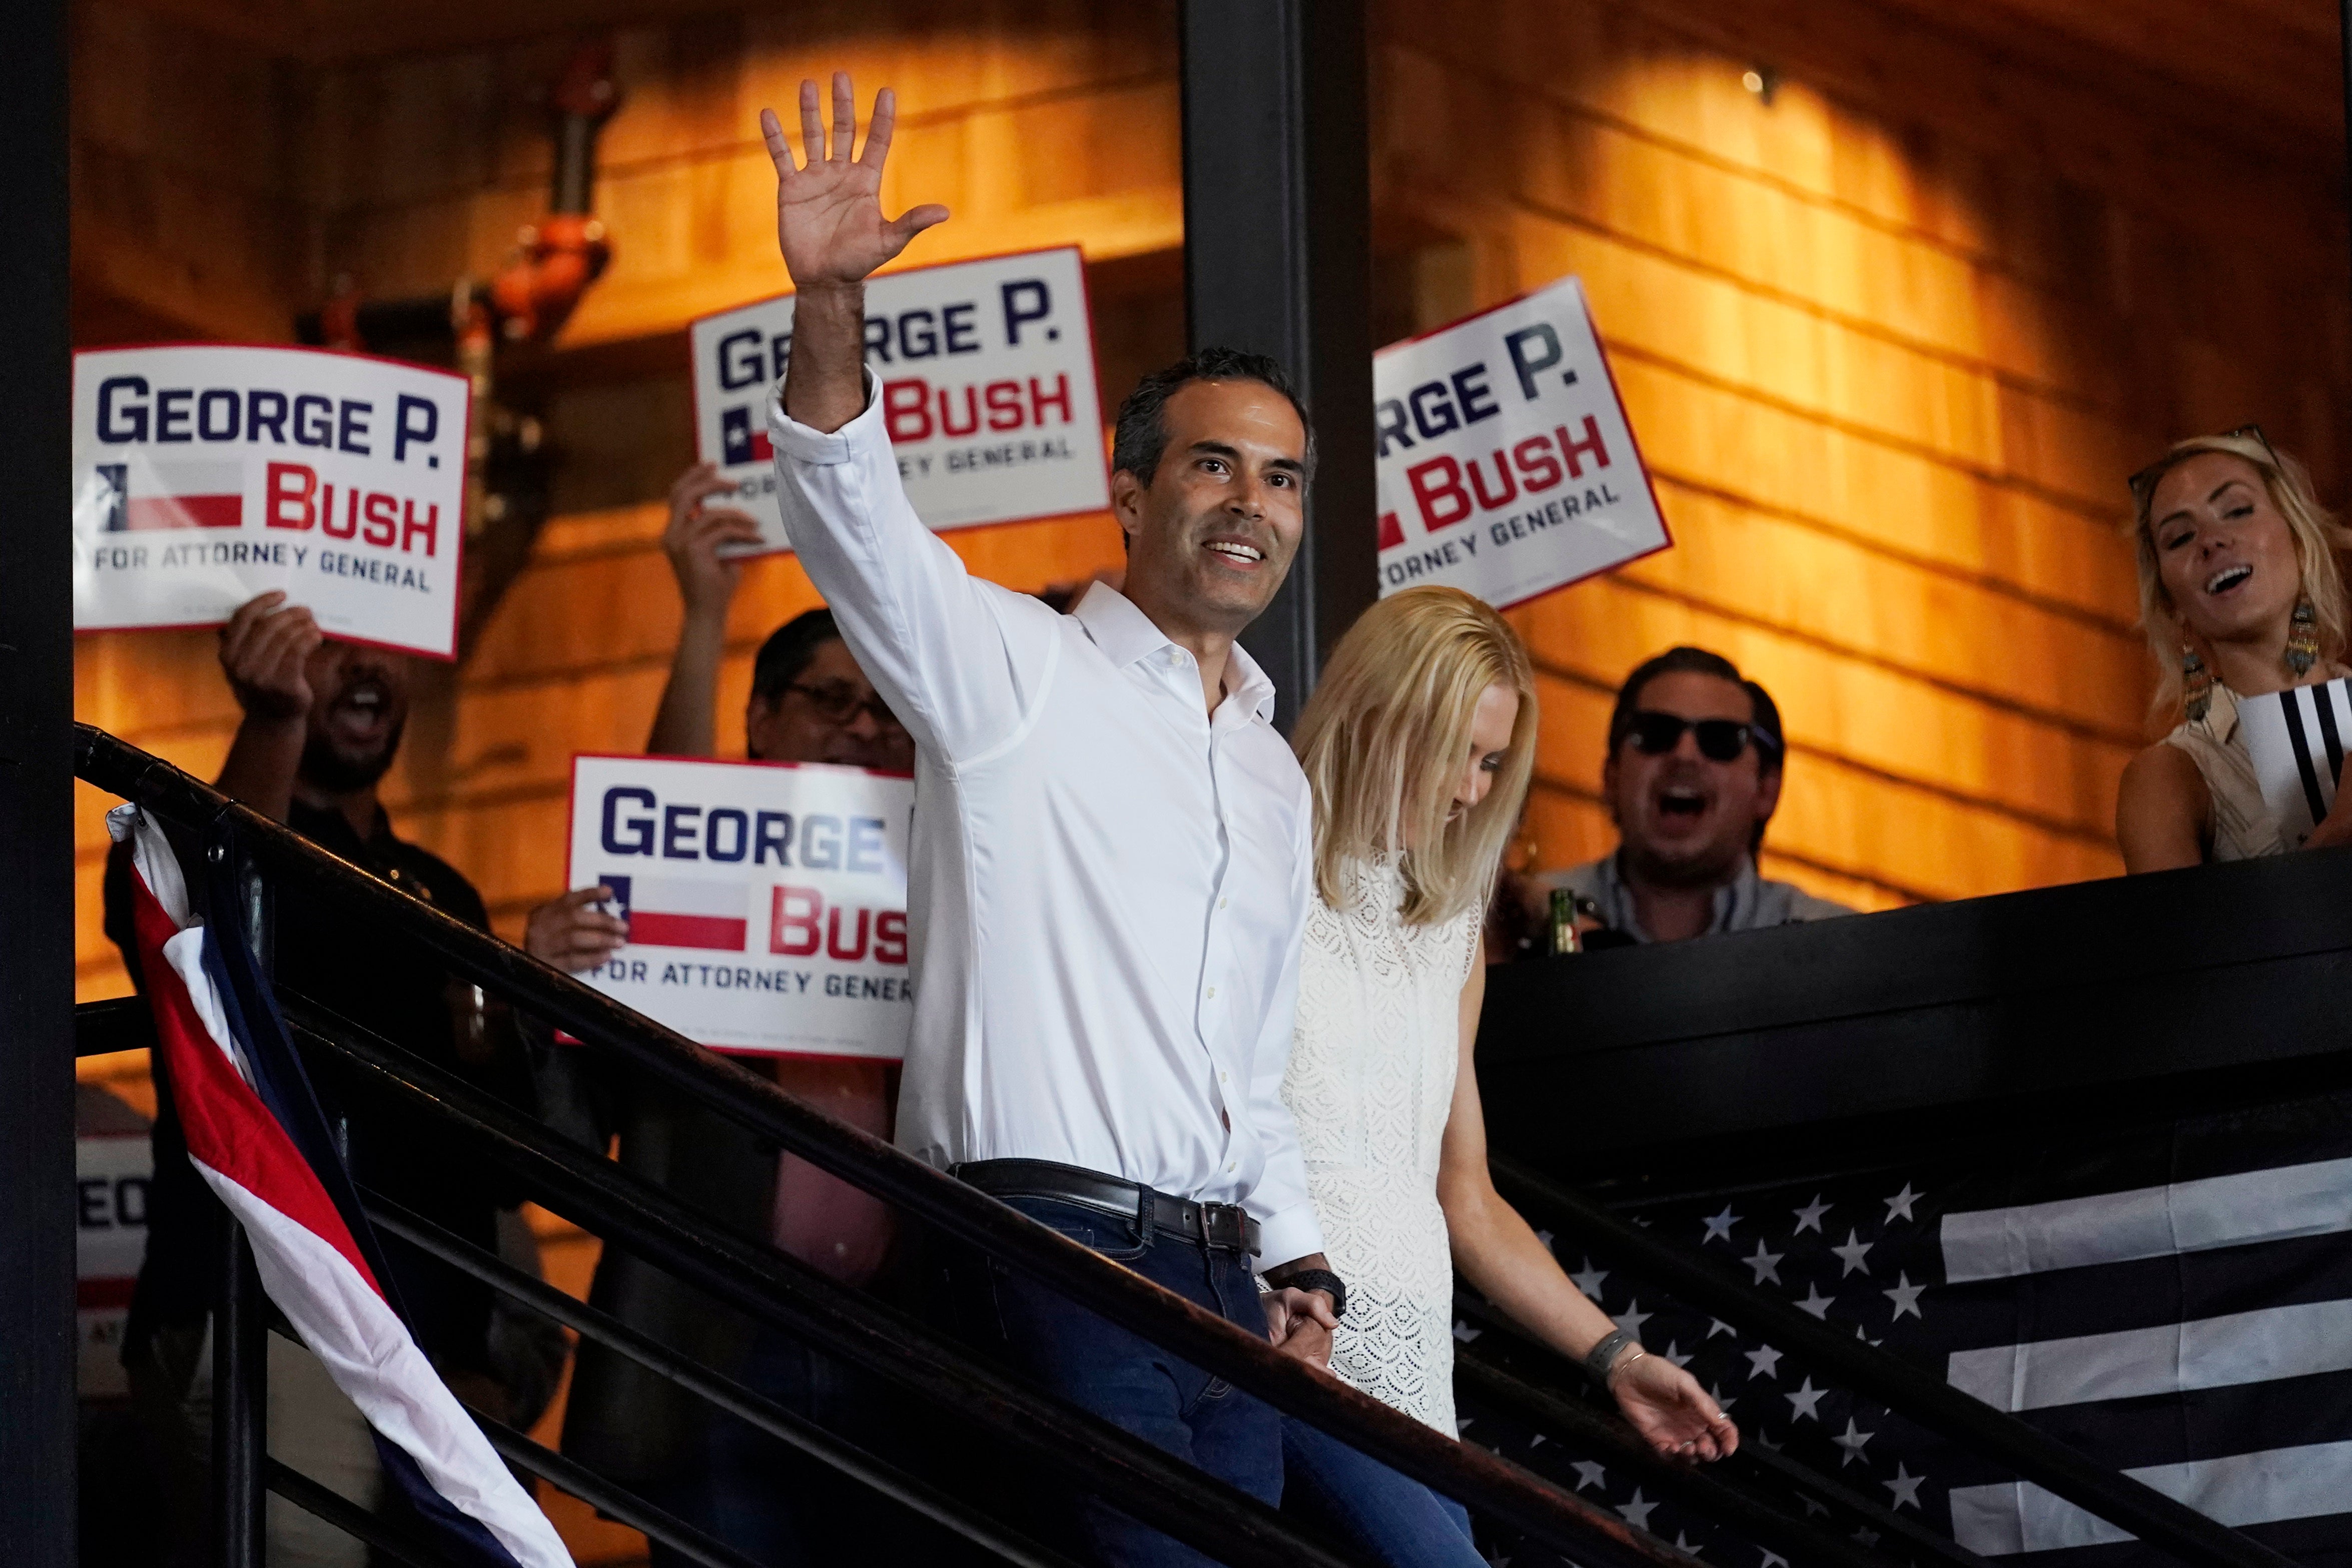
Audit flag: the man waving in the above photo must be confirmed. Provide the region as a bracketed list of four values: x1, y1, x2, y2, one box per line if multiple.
[758, 75, 1345, 1565]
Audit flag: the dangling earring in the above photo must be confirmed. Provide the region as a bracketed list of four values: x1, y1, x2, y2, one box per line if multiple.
[2285, 597, 2319, 678]
[2182, 643, 2213, 722]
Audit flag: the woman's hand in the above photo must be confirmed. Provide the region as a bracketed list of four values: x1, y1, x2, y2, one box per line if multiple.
[1611, 1351, 1739, 1463]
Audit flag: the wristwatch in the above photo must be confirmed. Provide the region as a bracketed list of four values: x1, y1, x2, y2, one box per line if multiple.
[1277, 1268, 1348, 1323]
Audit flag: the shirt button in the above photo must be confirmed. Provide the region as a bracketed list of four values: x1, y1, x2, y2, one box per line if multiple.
[1219, 1070, 1230, 1084]
[1227, 1162, 1238, 1174]
[1206, 985, 1217, 999]
[1218, 897, 1228, 910]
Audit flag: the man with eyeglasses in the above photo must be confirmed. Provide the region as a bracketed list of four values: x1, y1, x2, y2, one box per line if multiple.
[521, 461, 937, 1565]
[1531, 646, 1851, 946]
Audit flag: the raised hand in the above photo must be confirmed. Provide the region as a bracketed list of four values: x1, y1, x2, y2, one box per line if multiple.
[664, 463, 766, 620]
[1612, 1352, 1740, 1464]
[760, 74, 949, 293]
[218, 590, 322, 723]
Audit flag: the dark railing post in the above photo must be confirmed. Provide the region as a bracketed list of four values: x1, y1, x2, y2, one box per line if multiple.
[1180, 0, 1378, 728]
[0, 0, 76, 1562]
[213, 1225, 268, 1568]
[214, 832, 271, 1568]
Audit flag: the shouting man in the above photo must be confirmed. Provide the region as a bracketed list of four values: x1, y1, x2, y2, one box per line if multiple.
[1534, 645, 1852, 944]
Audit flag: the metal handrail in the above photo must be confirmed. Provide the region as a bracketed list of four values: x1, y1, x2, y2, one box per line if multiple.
[361, 1188, 1086, 1568]
[263, 1460, 437, 1568]
[276, 993, 1373, 1568]
[1488, 1155, 2297, 1568]
[76, 721, 1686, 1568]
[1450, 1291, 1989, 1568]
[467, 1408, 770, 1568]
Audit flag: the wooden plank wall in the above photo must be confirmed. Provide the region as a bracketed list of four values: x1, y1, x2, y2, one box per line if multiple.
[65, 0, 2351, 1558]
[73, 1, 1180, 1007]
[75, 0, 2352, 985]
[1373, 0, 2351, 909]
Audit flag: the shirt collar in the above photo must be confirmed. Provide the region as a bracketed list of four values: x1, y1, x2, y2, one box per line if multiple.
[1070, 581, 1279, 726]
[1711, 855, 1765, 933]
[1603, 849, 1762, 941]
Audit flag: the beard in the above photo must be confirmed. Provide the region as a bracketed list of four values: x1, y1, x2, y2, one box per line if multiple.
[299, 715, 405, 794]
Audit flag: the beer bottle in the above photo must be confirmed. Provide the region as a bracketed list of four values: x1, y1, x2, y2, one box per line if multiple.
[1548, 888, 1580, 956]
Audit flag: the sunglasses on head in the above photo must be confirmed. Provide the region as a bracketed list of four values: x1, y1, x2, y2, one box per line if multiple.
[1622, 710, 1777, 763]
[2128, 423, 2274, 513]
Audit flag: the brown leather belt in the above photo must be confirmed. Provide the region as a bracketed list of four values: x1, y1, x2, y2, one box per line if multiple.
[953, 1157, 1262, 1256]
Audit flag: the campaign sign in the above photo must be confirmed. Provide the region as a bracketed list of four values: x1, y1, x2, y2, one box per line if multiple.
[72, 344, 470, 658]
[689, 246, 1110, 551]
[77, 1126, 151, 1399]
[566, 754, 916, 1059]
[1373, 276, 1670, 609]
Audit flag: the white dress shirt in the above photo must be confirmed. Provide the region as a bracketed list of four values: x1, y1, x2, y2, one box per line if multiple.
[766, 381, 1326, 1266]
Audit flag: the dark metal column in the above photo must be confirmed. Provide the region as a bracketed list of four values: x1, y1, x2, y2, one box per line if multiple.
[2341, 0, 2352, 426]
[213, 1230, 268, 1568]
[1180, 0, 1377, 727]
[0, 0, 77, 1562]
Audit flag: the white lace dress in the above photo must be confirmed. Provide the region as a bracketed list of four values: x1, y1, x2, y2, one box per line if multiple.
[1280, 856, 1482, 1433]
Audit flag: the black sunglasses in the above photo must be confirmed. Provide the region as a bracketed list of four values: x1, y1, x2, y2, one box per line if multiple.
[783, 680, 904, 730]
[1622, 710, 1778, 763]
[2128, 423, 2274, 513]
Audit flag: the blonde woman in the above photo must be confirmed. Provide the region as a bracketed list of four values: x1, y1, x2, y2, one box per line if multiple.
[1277, 587, 1735, 1566]
[2117, 427, 2352, 870]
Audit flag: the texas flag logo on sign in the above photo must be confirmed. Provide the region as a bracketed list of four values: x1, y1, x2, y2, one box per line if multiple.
[719, 405, 772, 467]
[600, 874, 748, 953]
[91, 460, 245, 531]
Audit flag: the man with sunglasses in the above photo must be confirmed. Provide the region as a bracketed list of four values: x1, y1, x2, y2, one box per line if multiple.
[1533, 646, 1850, 945]
[521, 462, 936, 1565]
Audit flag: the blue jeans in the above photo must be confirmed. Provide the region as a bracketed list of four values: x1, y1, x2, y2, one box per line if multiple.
[940, 1194, 1283, 1567]
[1282, 1415, 1485, 1567]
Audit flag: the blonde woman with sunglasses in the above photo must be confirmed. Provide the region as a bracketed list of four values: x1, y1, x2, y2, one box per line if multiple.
[2117, 428, 2352, 870]
[1275, 587, 1735, 1566]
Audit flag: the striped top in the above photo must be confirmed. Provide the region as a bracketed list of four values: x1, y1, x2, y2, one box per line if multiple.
[2159, 684, 2289, 862]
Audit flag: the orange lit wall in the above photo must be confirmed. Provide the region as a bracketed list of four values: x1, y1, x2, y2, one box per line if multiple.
[1374, 0, 2351, 910]
[68, 0, 2352, 1557]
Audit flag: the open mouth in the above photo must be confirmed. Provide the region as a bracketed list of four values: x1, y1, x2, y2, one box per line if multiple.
[2205, 564, 2253, 596]
[1658, 786, 1709, 819]
[1203, 539, 1266, 567]
[326, 680, 393, 745]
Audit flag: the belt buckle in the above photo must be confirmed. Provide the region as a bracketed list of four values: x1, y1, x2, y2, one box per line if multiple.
[1201, 1200, 1236, 1251]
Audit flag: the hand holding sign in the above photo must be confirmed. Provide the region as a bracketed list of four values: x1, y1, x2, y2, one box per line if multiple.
[663, 464, 764, 612]
[218, 591, 323, 724]
[525, 884, 630, 974]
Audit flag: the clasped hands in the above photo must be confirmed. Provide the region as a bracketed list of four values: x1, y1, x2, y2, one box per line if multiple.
[1262, 1284, 1340, 1370]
